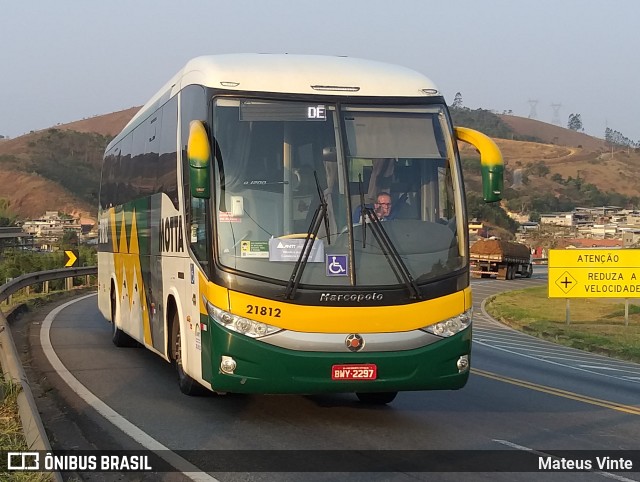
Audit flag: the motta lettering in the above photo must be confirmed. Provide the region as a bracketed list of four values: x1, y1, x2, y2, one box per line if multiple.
[320, 292, 383, 302]
[160, 215, 184, 252]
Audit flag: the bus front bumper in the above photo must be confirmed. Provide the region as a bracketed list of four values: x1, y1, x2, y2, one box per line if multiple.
[202, 321, 471, 394]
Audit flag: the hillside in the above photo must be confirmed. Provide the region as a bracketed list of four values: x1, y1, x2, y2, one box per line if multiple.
[0, 107, 140, 223]
[499, 115, 607, 151]
[459, 113, 640, 214]
[0, 106, 638, 225]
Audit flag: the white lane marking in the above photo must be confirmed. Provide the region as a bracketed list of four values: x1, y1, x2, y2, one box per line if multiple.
[478, 297, 640, 385]
[41, 294, 218, 482]
[474, 338, 640, 385]
[579, 366, 627, 371]
[474, 340, 640, 370]
[474, 335, 640, 370]
[493, 439, 639, 482]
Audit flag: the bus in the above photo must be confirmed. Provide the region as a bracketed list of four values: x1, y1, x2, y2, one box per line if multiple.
[97, 54, 503, 404]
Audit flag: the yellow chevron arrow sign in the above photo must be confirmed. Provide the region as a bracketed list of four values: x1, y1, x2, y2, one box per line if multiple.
[64, 250, 78, 268]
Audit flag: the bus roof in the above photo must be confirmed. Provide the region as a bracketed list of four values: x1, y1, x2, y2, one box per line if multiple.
[117, 54, 441, 145]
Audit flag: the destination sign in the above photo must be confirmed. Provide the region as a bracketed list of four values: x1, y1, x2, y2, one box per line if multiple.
[548, 249, 640, 298]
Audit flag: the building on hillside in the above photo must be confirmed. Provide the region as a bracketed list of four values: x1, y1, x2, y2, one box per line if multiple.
[621, 229, 640, 247]
[560, 238, 623, 249]
[625, 212, 640, 226]
[21, 211, 82, 246]
[540, 211, 592, 228]
[589, 223, 618, 239]
[0, 227, 34, 254]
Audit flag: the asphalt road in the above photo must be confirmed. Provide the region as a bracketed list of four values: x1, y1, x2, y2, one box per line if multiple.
[17, 266, 640, 481]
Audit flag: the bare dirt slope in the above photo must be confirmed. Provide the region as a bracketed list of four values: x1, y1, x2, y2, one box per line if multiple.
[0, 108, 140, 221]
[0, 170, 93, 220]
[57, 106, 140, 137]
[464, 115, 640, 197]
[499, 115, 607, 151]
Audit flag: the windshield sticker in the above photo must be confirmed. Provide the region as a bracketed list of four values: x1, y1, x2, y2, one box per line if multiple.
[326, 254, 349, 276]
[240, 240, 269, 258]
[268, 238, 324, 262]
[219, 212, 242, 223]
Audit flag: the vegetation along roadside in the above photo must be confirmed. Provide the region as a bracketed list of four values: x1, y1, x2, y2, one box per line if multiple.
[484, 286, 640, 363]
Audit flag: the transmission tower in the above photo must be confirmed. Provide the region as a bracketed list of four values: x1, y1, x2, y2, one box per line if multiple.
[551, 103, 562, 126]
[528, 99, 538, 119]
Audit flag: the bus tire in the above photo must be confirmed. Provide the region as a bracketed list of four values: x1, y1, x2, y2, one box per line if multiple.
[356, 391, 398, 405]
[170, 311, 205, 396]
[110, 287, 136, 347]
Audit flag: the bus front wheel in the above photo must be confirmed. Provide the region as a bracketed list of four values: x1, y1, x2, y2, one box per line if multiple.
[170, 312, 204, 396]
[356, 391, 398, 405]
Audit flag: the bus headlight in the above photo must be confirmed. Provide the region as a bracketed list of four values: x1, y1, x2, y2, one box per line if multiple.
[422, 308, 472, 337]
[203, 298, 282, 339]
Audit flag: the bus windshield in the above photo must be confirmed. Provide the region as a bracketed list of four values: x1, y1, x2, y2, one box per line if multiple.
[213, 98, 465, 288]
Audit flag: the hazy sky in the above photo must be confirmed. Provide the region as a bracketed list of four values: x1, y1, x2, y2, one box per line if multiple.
[1, 0, 637, 140]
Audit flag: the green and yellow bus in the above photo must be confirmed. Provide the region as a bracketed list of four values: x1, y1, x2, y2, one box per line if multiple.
[97, 54, 503, 404]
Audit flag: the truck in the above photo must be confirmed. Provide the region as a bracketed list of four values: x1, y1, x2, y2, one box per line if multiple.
[469, 238, 532, 280]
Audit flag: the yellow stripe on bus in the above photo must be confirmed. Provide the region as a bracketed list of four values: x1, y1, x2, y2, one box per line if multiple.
[224, 287, 472, 333]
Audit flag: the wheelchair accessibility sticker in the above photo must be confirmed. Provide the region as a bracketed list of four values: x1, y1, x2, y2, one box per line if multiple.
[326, 255, 349, 276]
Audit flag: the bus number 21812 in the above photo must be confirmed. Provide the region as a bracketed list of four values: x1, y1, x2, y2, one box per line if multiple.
[246, 305, 282, 317]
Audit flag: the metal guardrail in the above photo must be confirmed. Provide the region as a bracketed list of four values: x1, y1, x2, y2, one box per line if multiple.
[0, 266, 96, 481]
[0, 266, 96, 303]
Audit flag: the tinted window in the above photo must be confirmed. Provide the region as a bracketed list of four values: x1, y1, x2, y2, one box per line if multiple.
[99, 97, 179, 208]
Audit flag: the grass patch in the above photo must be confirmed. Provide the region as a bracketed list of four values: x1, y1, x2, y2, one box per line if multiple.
[0, 374, 51, 481]
[1, 374, 24, 449]
[484, 286, 640, 363]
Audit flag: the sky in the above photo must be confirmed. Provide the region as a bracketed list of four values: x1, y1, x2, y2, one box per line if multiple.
[1, 0, 638, 140]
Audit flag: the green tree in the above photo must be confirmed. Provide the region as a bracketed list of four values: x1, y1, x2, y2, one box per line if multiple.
[61, 230, 79, 250]
[527, 161, 550, 178]
[466, 193, 519, 233]
[567, 113, 583, 131]
[551, 173, 564, 184]
[451, 92, 463, 109]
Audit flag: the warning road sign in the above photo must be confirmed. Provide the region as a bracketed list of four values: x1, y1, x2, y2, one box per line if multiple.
[64, 250, 79, 268]
[548, 249, 640, 298]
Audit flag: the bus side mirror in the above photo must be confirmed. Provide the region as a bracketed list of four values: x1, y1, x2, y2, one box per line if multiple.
[454, 126, 504, 203]
[187, 120, 211, 199]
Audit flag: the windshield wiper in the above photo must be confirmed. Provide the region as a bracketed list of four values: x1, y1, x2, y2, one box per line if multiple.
[357, 180, 421, 300]
[357, 174, 367, 249]
[284, 171, 330, 300]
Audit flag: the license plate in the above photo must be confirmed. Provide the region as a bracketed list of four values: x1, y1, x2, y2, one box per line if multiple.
[331, 364, 377, 380]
